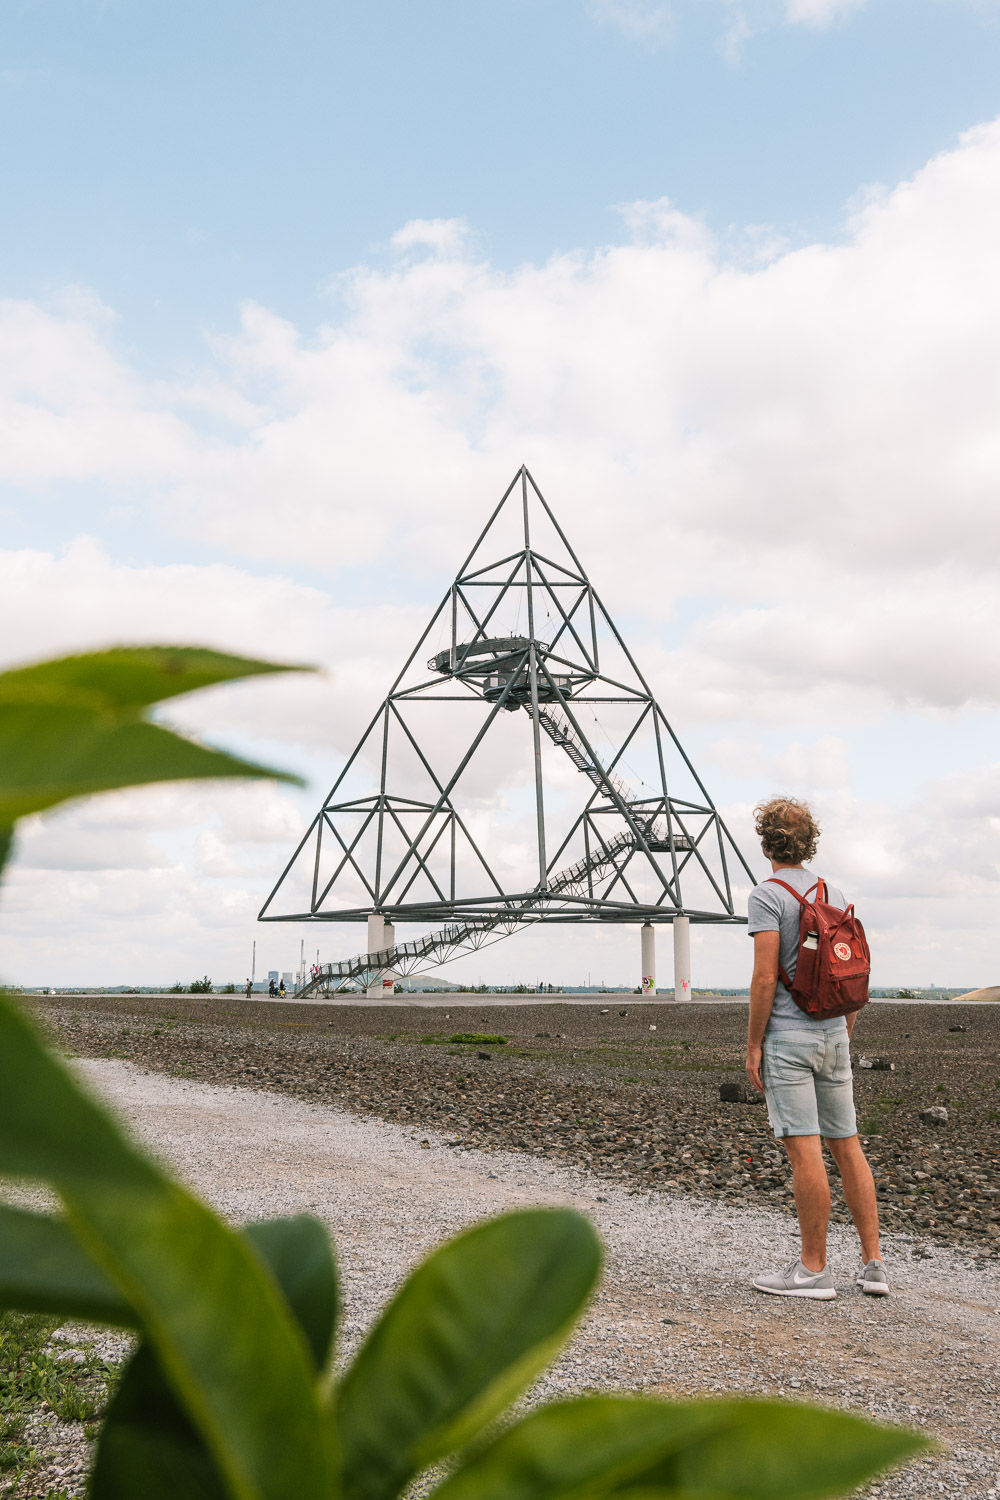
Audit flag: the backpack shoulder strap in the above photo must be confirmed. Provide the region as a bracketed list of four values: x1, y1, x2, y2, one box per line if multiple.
[766, 877, 822, 906]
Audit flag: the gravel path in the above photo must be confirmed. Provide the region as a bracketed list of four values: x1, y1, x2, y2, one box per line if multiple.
[38, 996, 1000, 1256]
[67, 1058, 1000, 1500]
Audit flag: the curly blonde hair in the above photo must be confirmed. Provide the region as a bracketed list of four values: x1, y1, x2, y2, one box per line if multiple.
[753, 796, 820, 866]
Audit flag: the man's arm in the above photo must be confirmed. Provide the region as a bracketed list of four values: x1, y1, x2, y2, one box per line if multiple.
[746, 930, 780, 1092]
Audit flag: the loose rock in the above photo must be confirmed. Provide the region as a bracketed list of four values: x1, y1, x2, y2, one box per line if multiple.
[30, 995, 1000, 1258]
[719, 1081, 763, 1105]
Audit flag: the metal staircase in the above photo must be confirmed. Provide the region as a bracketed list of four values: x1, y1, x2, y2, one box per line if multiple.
[297, 826, 637, 995]
[533, 707, 677, 847]
[297, 698, 688, 997]
[535, 708, 631, 805]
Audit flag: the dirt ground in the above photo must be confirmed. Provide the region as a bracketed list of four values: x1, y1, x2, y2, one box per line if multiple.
[54, 1060, 1000, 1499]
[33, 994, 1000, 1256]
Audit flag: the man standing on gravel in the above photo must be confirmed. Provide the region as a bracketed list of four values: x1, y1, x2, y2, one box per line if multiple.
[745, 797, 888, 1299]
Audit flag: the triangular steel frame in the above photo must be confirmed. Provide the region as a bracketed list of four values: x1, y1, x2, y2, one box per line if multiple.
[260, 467, 756, 979]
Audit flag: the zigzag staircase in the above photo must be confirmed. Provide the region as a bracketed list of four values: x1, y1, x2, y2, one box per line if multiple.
[297, 704, 686, 996]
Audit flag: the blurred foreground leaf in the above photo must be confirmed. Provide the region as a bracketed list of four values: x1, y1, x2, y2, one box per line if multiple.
[336, 1208, 602, 1500]
[0, 646, 312, 836]
[0, 996, 331, 1500]
[0, 1203, 136, 1327]
[0, 642, 929, 1500]
[0, 1207, 338, 1364]
[92, 1215, 339, 1500]
[432, 1394, 928, 1500]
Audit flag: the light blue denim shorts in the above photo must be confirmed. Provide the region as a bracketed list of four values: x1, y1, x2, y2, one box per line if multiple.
[761, 1029, 857, 1139]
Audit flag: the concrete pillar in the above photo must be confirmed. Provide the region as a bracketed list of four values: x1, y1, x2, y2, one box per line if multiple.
[640, 922, 655, 995]
[382, 919, 396, 997]
[673, 915, 691, 1002]
[366, 912, 385, 999]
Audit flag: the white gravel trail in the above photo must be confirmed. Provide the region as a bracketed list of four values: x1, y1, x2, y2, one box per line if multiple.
[73, 1059, 1000, 1499]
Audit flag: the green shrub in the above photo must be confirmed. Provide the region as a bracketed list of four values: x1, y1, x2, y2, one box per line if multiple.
[190, 976, 214, 994]
[0, 648, 929, 1500]
[51, 1385, 107, 1423]
[0, 994, 926, 1500]
[449, 1032, 508, 1045]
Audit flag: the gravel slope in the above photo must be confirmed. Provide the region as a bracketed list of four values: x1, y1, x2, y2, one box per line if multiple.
[64, 1058, 1000, 1500]
[37, 995, 1000, 1255]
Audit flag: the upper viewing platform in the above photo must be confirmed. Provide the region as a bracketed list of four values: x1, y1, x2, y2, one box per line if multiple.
[428, 635, 583, 707]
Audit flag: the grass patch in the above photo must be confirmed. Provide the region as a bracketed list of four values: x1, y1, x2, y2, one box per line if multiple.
[0, 1310, 121, 1492]
[420, 1032, 508, 1046]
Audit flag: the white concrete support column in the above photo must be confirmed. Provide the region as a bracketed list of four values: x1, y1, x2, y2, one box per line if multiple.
[366, 912, 385, 999]
[382, 919, 396, 997]
[640, 922, 656, 995]
[673, 916, 691, 1002]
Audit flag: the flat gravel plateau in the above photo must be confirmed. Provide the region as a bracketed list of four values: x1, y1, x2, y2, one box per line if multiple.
[62, 1060, 1000, 1498]
[35, 994, 1000, 1255]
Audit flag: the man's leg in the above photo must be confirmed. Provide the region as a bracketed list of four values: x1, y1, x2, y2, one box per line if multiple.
[783, 1135, 831, 1272]
[826, 1134, 881, 1264]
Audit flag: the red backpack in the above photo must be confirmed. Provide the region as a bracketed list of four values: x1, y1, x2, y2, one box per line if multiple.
[767, 877, 870, 1020]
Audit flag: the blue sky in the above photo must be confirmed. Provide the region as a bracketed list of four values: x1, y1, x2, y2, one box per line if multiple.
[4, 0, 1000, 374]
[2, 0, 1000, 988]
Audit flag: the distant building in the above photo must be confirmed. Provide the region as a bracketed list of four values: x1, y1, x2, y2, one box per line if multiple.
[268, 970, 279, 983]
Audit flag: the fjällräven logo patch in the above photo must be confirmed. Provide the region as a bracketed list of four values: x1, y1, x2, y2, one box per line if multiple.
[833, 942, 852, 961]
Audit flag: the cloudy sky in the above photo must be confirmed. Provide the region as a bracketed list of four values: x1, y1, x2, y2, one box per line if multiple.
[3, 0, 1000, 990]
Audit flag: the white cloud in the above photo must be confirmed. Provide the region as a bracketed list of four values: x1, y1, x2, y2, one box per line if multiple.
[0, 294, 194, 484]
[589, 0, 872, 48]
[709, 734, 851, 788]
[390, 218, 475, 257]
[716, 1, 1000, 57]
[6, 121, 1000, 983]
[8, 119, 1000, 717]
[783, 0, 866, 26]
[589, 0, 673, 43]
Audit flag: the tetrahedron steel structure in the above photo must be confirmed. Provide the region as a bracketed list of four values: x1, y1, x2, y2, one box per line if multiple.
[261, 467, 756, 992]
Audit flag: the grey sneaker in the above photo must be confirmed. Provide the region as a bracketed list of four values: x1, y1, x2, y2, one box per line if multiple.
[857, 1259, 889, 1295]
[752, 1258, 836, 1299]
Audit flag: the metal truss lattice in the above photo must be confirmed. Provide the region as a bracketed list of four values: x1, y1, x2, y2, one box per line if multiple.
[260, 467, 757, 992]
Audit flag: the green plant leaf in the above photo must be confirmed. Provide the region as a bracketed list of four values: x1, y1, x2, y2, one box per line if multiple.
[432, 1397, 720, 1500]
[0, 646, 308, 712]
[431, 1396, 927, 1500]
[641, 1399, 928, 1499]
[0, 1208, 338, 1368]
[335, 1208, 602, 1500]
[0, 1204, 137, 1326]
[0, 996, 331, 1500]
[0, 708, 301, 824]
[243, 1215, 339, 1371]
[0, 646, 312, 825]
[91, 1216, 339, 1499]
[91, 1341, 230, 1500]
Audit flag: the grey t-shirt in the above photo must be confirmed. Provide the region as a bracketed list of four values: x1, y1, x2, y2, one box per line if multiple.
[747, 865, 848, 1035]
